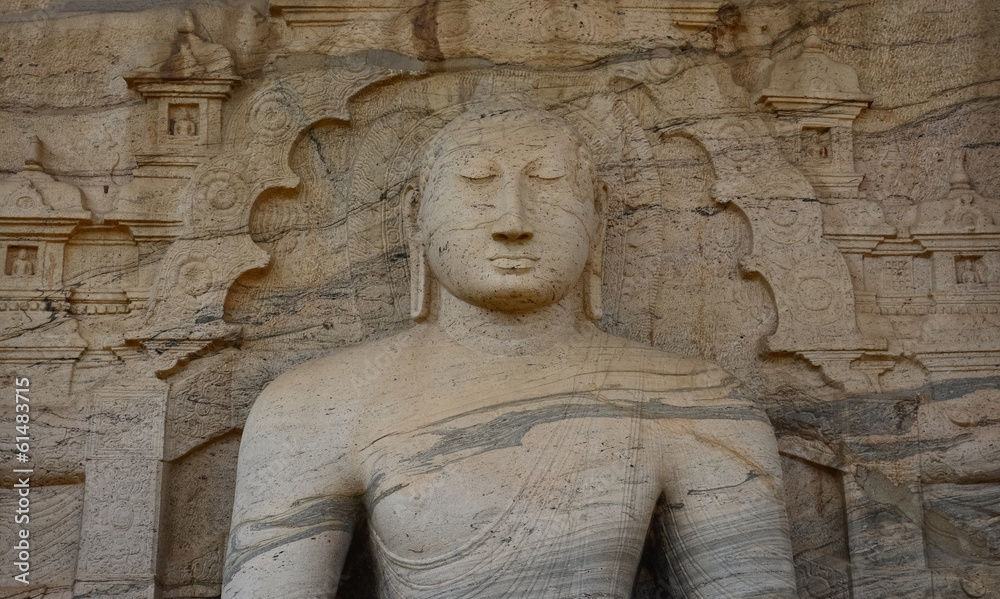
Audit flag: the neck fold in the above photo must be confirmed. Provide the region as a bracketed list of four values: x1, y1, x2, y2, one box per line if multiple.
[435, 287, 582, 356]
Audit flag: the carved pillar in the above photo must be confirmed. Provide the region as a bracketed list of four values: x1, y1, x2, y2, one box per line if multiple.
[74, 350, 168, 599]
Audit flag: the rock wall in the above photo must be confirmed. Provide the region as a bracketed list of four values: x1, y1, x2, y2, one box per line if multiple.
[0, 1, 997, 597]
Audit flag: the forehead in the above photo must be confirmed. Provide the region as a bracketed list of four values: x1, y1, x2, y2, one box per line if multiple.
[428, 112, 579, 160]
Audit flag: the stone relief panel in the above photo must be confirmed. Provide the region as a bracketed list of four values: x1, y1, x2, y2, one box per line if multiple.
[649, 135, 776, 380]
[76, 459, 161, 585]
[0, 484, 83, 598]
[0, 1, 996, 598]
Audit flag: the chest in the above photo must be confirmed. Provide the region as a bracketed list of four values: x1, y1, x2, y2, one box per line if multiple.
[359, 394, 662, 563]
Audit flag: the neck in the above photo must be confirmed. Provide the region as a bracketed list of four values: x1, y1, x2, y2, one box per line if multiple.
[435, 287, 583, 356]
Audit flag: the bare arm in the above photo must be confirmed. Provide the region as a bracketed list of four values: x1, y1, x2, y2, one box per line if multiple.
[657, 414, 797, 598]
[223, 371, 363, 599]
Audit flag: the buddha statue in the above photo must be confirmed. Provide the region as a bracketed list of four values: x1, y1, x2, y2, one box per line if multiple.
[11, 248, 33, 277]
[172, 108, 198, 137]
[223, 102, 797, 598]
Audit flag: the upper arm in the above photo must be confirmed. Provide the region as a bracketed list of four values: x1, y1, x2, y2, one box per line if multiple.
[656, 405, 797, 598]
[223, 370, 363, 599]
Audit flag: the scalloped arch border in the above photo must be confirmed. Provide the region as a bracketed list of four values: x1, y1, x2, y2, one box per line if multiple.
[661, 116, 868, 355]
[136, 60, 876, 396]
[137, 58, 412, 342]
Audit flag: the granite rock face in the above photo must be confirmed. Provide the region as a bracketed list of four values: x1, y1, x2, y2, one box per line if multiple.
[0, 1, 996, 598]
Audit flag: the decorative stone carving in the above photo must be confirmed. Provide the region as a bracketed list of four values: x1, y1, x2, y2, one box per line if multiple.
[757, 35, 874, 201]
[9, 248, 34, 277]
[136, 55, 413, 346]
[835, 154, 1000, 376]
[756, 36, 895, 391]
[76, 375, 169, 599]
[0, 136, 92, 316]
[109, 10, 243, 263]
[665, 116, 883, 392]
[124, 11, 241, 177]
[164, 350, 236, 461]
[75, 459, 163, 599]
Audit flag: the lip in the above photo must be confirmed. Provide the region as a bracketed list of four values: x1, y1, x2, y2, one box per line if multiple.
[488, 254, 540, 262]
[489, 256, 539, 272]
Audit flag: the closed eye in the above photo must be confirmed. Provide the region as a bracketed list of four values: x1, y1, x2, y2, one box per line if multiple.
[528, 172, 564, 181]
[460, 173, 498, 182]
[526, 161, 566, 180]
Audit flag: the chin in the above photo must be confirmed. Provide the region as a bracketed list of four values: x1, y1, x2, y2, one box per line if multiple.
[467, 284, 571, 313]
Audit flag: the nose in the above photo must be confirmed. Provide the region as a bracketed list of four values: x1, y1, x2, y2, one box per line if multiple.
[491, 176, 533, 243]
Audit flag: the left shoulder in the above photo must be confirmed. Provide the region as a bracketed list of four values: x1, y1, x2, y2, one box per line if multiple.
[586, 330, 753, 408]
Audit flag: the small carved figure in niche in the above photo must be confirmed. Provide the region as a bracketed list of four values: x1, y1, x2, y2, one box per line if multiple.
[956, 257, 986, 286]
[172, 108, 198, 137]
[801, 126, 831, 160]
[224, 102, 797, 599]
[943, 184, 988, 232]
[11, 249, 34, 277]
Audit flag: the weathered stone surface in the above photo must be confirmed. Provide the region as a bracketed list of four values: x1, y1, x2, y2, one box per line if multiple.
[0, 1, 994, 597]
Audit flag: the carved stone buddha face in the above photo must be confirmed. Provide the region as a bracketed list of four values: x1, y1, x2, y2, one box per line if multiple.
[412, 106, 606, 318]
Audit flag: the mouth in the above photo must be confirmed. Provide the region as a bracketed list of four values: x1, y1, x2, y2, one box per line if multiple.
[489, 255, 539, 272]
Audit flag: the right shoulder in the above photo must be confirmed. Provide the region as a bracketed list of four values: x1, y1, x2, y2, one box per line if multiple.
[237, 337, 416, 498]
[244, 328, 420, 438]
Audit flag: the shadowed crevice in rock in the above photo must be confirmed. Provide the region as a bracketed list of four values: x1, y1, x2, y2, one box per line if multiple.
[411, 0, 444, 62]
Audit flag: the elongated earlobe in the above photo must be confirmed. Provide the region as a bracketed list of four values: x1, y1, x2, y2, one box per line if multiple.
[585, 264, 603, 322]
[410, 242, 431, 322]
[406, 184, 431, 322]
[585, 181, 609, 322]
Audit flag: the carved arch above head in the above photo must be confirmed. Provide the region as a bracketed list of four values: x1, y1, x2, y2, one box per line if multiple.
[662, 117, 882, 383]
[136, 56, 881, 392]
[136, 53, 419, 346]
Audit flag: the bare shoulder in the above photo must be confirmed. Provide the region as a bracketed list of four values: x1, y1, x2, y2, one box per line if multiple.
[246, 328, 419, 432]
[239, 329, 421, 491]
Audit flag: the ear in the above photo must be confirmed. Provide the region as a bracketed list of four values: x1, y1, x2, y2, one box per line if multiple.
[593, 179, 608, 219]
[405, 184, 431, 322]
[584, 181, 609, 322]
